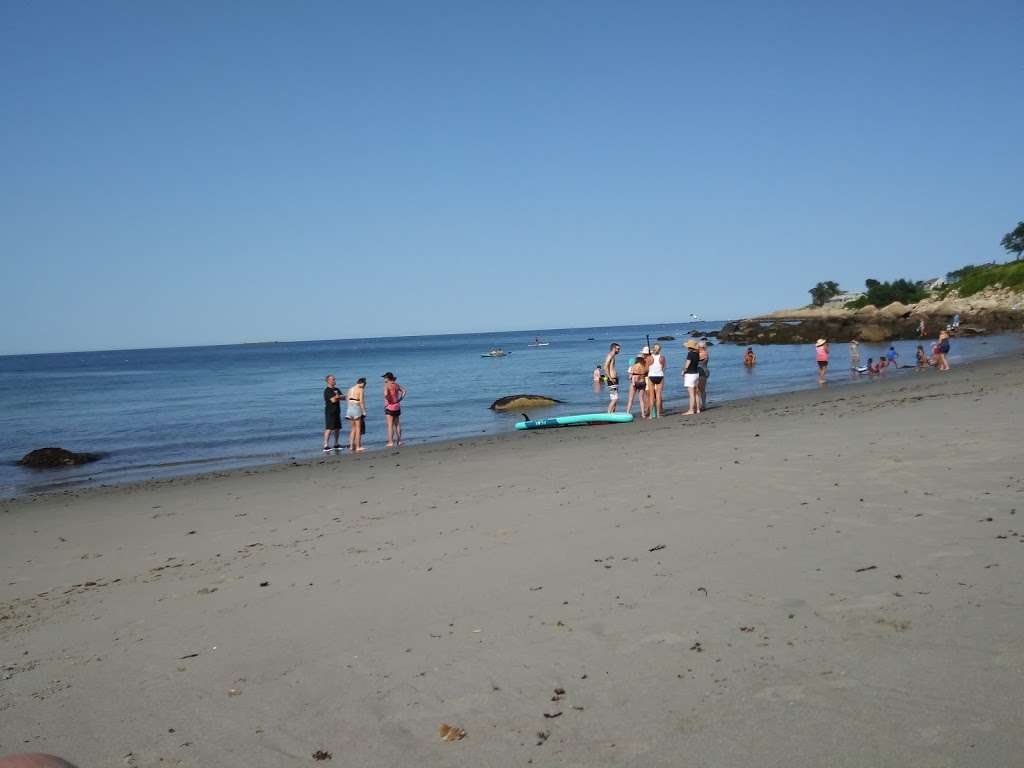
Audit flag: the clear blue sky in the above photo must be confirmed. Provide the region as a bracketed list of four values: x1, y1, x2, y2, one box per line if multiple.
[2, 1, 1021, 354]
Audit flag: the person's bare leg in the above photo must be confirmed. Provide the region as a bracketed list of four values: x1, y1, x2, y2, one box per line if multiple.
[354, 419, 365, 451]
[0, 756, 79, 768]
[385, 414, 394, 447]
[348, 420, 356, 451]
[323, 428, 331, 449]
[683, 386, 695, 415]
[394, 416, 402, 447]
[656, 382, 664, 417]
[625, 385, 635, 415]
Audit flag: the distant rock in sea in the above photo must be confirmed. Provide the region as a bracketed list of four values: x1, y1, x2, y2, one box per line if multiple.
[18, 447, 102, 469]
[490, 395, 562, 411]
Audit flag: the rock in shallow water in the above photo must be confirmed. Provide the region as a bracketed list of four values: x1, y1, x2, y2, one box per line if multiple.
[17, 447, 101, 469]
[489, 395, 562, 411]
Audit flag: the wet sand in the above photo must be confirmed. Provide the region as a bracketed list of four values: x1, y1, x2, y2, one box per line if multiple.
[2, 354, 1023, 767]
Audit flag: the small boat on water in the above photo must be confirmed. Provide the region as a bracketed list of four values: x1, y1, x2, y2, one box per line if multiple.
[482, 348, 510, 358]
[528, 336, 550, 347]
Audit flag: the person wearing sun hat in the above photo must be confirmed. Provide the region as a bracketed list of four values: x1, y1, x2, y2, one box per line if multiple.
[815, 339, 829, 384]
[682, 339, 701, 415]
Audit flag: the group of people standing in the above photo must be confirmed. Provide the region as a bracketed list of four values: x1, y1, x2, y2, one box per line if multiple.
[322, 331, 957, 452]
[323, 373, 406, 453]
[602, 339, 710, 418]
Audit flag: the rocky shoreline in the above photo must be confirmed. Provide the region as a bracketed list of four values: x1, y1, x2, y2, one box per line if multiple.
[718, 286, 1024, 344]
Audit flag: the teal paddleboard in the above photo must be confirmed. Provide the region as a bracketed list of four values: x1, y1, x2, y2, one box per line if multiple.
[515, 413, 634, 430]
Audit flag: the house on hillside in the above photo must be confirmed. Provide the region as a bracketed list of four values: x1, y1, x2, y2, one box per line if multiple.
[823, 291, 865, 308]
[922, 277, 946, 291]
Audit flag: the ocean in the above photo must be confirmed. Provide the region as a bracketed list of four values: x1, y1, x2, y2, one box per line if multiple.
[2, 322, 1021, 498]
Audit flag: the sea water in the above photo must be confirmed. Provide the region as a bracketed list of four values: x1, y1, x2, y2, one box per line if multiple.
[2, 322, 1021, 497]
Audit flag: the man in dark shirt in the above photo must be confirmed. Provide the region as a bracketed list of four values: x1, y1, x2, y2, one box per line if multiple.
[323, 374, 343, 451]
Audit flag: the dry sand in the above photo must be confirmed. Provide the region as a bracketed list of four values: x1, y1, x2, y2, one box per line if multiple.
[2, 355, 1024, 767]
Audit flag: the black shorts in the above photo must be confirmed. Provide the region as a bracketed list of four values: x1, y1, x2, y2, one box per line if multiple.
[648, 376, 663, 384]
[817, 360, 828, 369]
[325, 411, 341, 430]
[385, 408, 401, 417]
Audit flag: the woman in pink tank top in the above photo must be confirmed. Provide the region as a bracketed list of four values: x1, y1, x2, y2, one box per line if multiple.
[382, 372, 407, 447]
[815, 339, 829, 384]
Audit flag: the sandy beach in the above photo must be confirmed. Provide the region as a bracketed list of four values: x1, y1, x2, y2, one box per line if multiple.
[2, 354, 1023, 767]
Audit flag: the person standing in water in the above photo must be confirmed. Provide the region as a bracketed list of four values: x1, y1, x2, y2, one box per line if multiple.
[647, 343, 666, 417]
[382, 372, 406, 448]
[682, 340, 701, 415]
[849, 339, 860, 367]
[886, 346, 899, 368]
[816, 339, 829, 384]
[937, 330, 951, 371]
[346, 377, 367, 452]
[323, 374, 343, 452]
[604, 342, 621, 413]
[743, 347, 756, 367]
[697, 341, 710, 409]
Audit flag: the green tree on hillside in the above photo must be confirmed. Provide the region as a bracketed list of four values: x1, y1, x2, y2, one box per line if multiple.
[1001, 221, 1024, 261]
[845, 278, 926, 308]
[808, 280, 841, 307]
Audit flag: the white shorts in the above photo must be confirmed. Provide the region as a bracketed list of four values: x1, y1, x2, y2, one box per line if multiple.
[683, 373, 699, 388]
[608, 385, 619, 401]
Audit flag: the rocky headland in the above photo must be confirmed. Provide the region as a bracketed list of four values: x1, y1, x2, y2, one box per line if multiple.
[718, 286, 1024, 344]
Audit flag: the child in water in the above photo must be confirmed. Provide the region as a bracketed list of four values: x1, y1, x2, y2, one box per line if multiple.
[916, 345, 927, 370]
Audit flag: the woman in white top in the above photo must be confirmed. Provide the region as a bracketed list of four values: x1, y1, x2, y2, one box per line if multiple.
[647, 344, 666, 418]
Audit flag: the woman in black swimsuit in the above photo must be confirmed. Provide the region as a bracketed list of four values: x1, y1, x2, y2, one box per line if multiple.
[625, 354, 649, 419]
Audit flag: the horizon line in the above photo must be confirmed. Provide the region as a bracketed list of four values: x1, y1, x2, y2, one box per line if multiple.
[0, 318, 724, 359]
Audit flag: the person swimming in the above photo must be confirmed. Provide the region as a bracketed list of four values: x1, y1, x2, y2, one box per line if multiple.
[743, 347, 756, 367]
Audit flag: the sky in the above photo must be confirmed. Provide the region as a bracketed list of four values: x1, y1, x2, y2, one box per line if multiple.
[2, 1, 1021, 354]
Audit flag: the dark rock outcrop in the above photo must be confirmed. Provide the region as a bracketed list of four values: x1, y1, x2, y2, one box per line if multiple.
[490, 395, 563, 411]
[18, 447, 101, 469]
[718, 308, 1023, 345]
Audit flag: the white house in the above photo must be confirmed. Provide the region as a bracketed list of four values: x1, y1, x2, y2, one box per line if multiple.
[823, 291, 865, 308]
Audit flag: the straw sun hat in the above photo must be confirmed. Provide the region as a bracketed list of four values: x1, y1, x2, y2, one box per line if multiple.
[815, 339, 827, 347]
[685, 340, 699, 349]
